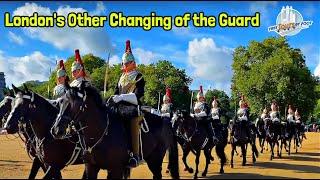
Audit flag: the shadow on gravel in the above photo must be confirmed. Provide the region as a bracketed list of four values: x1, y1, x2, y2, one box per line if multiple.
[0, 159, 30, 164]
[294, 152, 320, 157]
[280, 155, 319, 162]
[254, 161, 320, 174]
[203, 173, 293, 179]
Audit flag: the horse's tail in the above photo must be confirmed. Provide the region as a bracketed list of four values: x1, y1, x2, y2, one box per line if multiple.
[168, 130, 179, 179]
[123, 168, 131, 179]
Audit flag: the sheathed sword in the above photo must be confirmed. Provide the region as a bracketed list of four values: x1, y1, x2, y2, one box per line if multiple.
[157, 92, 161, 112]
[103, 53, 110, 98]
[190, 91, 194, 114]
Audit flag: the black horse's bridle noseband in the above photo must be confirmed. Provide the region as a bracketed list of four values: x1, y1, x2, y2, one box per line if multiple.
[59, 89, 109, 154]
[178, 114, 198, 142]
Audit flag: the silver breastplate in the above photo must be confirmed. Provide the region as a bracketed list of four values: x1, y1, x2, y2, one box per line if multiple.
[161, 103, 172, 113]
[53, 84, 66, 98]
[118, 71, 138, 94]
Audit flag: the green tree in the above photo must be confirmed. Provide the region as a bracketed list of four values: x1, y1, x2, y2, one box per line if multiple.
[232, 37, 318, 121]
[138, 60, 192, 110]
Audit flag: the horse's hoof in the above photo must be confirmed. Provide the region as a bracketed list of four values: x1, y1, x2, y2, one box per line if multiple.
[202, 172, 207, 177]
[210, 156, 214, 161]
[220, 169, 224, 174]
[188, 168, 194, 174]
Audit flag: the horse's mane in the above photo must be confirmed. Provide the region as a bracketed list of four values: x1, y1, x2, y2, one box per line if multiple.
[82, 85, 106, 111]
[32, 92, 58, 113]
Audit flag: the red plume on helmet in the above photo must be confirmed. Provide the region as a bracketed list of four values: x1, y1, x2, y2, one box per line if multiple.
[166, 87, 172, 103]
[125, 40, 132, 53]
[59, 60, 65, 70]
[74, 49, 86, 76]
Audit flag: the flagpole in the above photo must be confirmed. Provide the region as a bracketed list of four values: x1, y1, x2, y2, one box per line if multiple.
[157, 92, 161, 111]
[103, 53, 110, 98]
[48, 67, 52, 98]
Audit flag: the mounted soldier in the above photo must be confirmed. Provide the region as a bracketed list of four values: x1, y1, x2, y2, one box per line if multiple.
[286, 105, 295, 139]
[70, 49, 90, 88]
[53, 60, 69, 99]
[211, 96, 223, 141]
[230, 95, 251, 142]
[270, 100, 280, 122]
[190, 86, 218, 143]
[256, 107, 269, 132]
[161, 87, 174, 118]
[294, 108, 306, 142]
[211, 96, 221, 124]
[112, 40, 145, 168]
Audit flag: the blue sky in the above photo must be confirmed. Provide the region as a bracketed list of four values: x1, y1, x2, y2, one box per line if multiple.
[0, 1, 319, 95]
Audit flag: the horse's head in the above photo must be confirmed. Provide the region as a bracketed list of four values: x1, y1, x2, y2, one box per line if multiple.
[176, 111, 197, 139]
[51, 81, 99, 139]
[5, 84, 34, 134]
[0, 89, 14, 121]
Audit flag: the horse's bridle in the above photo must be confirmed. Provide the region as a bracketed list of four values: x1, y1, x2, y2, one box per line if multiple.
[179, 115, 198, 142]
[12, 93, 42, 161]
[61, 90, 110, 154]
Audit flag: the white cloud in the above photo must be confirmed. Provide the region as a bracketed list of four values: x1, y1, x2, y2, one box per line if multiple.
[109, 55, 121, 65]
[0, 51, 55, 86]
[133, 48, 164, 65]
[13, 2, 113, 56]
[300, 44, 319, 66]
[91, 1, 106, 15]
[249, 1, 278, 26]
[188, 38, 233, 94]
[8, 31, 24, 45]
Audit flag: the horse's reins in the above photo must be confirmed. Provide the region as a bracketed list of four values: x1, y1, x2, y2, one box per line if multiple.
[69, 90, 110, 154]
[181, 115, 198, 142]
[18, 92, 47, 162]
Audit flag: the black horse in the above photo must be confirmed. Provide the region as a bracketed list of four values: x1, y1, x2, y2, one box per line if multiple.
[51, 82, 179, 179]
[229, 117, 259, 168]
[256, 117, 267, 153]
[174, 110, 227, 179]
[265, 118, 282, 160]
[1, 89, 48, 179]
[5, 85, 86, 179]
[279, 120, 295, 156]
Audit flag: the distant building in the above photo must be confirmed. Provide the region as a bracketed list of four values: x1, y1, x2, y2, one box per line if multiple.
[0, 72, 6, 100]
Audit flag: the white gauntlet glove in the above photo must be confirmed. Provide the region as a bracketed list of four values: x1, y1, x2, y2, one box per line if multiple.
[112, 95, 123, 103]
